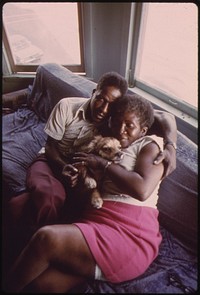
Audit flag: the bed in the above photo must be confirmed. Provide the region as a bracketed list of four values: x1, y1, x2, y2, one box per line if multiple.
[2, 63, 198, 293]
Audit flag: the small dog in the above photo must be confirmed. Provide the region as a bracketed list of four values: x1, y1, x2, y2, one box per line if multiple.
[76, 135, 123, 209]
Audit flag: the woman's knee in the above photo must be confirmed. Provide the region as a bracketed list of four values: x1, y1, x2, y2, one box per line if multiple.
[31, 226, 59, 254]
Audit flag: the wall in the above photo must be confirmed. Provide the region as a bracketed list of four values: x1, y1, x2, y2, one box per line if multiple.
[82, 2, 131, 81]
[2, 46, 34, 93]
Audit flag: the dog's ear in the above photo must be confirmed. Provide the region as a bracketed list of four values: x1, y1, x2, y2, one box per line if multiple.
[93, 135, 103, 142]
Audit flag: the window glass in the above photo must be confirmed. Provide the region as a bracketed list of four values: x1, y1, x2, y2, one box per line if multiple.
[135, 3, 198, 108]
[3, 2, 81, 67]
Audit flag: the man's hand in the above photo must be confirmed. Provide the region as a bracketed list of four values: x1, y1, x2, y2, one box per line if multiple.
[153, 145, 176, 178]
[62, 164, 79, 187]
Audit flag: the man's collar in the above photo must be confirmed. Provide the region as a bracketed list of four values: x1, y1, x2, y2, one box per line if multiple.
[74, 98, 91, 121]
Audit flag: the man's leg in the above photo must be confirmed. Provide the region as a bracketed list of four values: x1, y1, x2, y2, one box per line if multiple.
[26, 155, 67, 226]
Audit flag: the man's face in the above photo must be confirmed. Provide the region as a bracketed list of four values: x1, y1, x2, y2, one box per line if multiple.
[90, 86, 121, 124]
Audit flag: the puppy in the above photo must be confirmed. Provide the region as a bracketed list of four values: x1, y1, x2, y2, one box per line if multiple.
[77, 135, 122, 209]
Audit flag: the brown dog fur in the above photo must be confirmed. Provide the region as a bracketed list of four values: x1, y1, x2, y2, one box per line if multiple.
[78, 135, 122, 209]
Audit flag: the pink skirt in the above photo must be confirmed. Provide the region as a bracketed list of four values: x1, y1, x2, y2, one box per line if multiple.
[74, 200, 162, 283]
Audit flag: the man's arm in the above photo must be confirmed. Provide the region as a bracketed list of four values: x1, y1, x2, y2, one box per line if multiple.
[149, 110, 177, 142]
[148, 110, 177, 177]
[45, 136, 67, 172]
[45, 136, 79, 187]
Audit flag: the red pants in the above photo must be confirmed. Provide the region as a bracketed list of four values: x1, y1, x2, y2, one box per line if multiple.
[9, 155, 67, 227]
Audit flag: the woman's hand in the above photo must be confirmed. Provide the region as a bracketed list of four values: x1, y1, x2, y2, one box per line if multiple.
[153, 145, 176, 178]
[72, 152, 107, 171]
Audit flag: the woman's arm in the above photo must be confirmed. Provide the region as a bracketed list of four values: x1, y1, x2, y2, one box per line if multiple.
[73, 142, 164, 201]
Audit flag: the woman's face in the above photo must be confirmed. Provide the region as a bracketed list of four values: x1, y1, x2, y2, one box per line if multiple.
[110, 111, 148, 148]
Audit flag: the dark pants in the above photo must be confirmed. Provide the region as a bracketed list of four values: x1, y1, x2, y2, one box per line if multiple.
[9, 154, 66, 228]
[9, 154, 88, 229]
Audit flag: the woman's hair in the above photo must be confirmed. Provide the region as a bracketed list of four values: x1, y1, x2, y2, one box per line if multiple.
[97, 72, 128, 96]
[111, 94, 155, 129]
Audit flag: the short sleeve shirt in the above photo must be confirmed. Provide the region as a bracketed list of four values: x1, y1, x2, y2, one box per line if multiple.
[44, 97, 99, 157]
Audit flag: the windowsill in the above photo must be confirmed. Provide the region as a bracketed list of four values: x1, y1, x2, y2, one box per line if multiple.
[3, 71, 86, 79]
[3, 73, 36, 79]
[129, 87, 197, 129]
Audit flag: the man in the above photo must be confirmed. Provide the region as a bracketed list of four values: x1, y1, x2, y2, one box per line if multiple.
[9, 71, 177, 229]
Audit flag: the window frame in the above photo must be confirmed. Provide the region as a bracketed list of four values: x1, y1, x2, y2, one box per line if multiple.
[127, 3, 197, 120]
[2, 2, 85, 73]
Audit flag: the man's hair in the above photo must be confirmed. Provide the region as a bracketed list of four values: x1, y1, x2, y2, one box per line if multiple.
[111, 94, 154, 129]
[97, 72, 128, 96]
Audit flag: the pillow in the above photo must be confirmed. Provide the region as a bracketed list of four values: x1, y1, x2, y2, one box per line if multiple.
[27, 63, 97, 121]
[2, 109, 47, 195]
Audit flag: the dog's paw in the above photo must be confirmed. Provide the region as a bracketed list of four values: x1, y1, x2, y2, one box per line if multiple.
[91, 196, 103, 209]
[85, 177, 97, 189]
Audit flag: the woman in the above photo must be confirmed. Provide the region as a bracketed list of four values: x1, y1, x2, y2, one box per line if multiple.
[5, 94, 165, 293]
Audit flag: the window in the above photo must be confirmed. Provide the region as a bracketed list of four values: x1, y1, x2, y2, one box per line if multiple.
[3, 2, 84, 73]
[130, 3, 198, 116]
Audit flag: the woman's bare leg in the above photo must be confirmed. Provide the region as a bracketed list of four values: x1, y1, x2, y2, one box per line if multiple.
[5, 224, 96, 293]
[24, 267, 86, 293]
